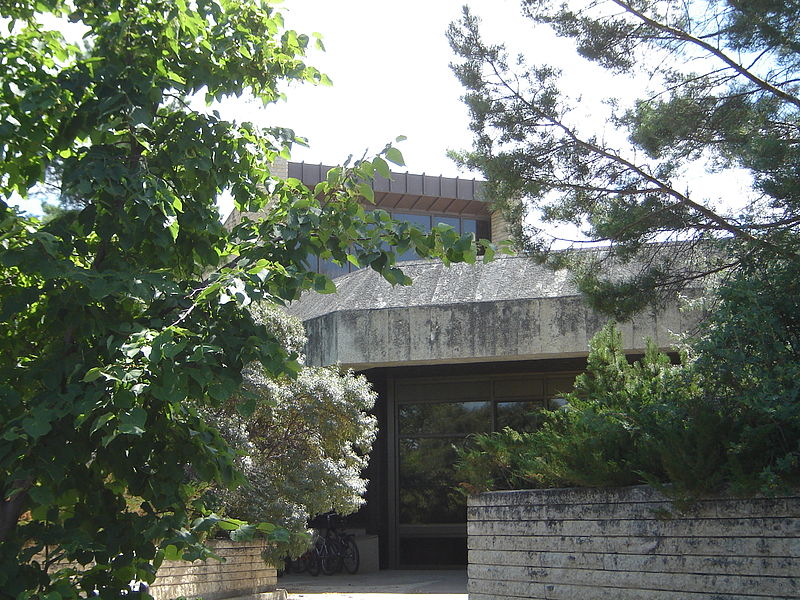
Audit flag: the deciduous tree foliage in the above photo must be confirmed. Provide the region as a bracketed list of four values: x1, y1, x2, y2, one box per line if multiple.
[203, 306, 378, 563]
[0, 1, 479, 597]
[448, 0, 799, 316]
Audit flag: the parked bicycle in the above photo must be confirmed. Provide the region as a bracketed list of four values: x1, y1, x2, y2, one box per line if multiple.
[285, 513, 360, 576]
[286, 539, 321, 576]
[318, 513, 359, 575]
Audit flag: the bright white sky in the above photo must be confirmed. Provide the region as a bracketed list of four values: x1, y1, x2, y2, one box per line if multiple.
[208, 0, 629, 219]
[216, 0, 613, 176]
[222, 0, 532, 178]
[15, 0, 749, 223]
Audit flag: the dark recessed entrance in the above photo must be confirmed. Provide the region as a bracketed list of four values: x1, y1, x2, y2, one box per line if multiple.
[379, 360, 584, 568]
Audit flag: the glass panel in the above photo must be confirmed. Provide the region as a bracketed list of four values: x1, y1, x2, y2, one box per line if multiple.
[398, 536, 467, 567]
[476, 219, 491, 241]
[496, 401, 547, 431]
[393, 213, 431, 261]
[494, 377, 544, 400]
[461, 219, 477, 236]
[319, 256, 350, 279]
[547, 376, 577, 397]
[395, 380, 491, 403]
[399, 401, 492, 435]
[433, 216, 460, 232]
[304, 253, 318, 273]
[393, 213, 432, 231]
[398, 437, 467, 524]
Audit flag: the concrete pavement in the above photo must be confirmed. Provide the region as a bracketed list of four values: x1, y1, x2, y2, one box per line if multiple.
[278, 569, 467, 600]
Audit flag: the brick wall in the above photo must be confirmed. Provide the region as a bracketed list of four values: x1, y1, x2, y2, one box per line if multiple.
[149, 539, 277, 600]
[468, 485, 800, 599]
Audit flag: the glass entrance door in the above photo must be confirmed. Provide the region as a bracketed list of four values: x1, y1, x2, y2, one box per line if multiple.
[394, 380, 491, 567]
[389, 372, 579, 568]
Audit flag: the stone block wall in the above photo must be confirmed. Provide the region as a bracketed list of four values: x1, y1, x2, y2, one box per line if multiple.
[149, 539, 277, 600]
[468, 486, 800, 599]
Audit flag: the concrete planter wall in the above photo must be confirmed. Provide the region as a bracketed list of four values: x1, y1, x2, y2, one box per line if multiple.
[468, 485, 800, 600]
[149, 539, 278, 600]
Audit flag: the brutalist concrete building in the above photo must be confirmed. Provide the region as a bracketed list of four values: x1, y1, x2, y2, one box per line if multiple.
[257, 161, 694, 569]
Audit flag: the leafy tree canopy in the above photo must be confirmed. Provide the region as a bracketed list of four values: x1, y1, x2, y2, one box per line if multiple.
[0, 1, 480, 597]
[448, 0, 800, 316]
[457, 253, 800, 498]
[203, 306, 378, 563]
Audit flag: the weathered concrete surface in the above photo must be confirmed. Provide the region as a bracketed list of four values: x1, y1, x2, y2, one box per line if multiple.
[150, 539, 277, 600]
[468, 486, 800, 600]
[288, 257, 698, 369]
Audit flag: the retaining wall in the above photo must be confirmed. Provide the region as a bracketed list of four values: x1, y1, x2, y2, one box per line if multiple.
[468, 485, 800, 599]
[149, 538, 277, 600]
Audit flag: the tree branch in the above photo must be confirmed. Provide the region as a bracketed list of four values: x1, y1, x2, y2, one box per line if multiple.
[480, 50, 797, 259]
[609, 0, 800, 109]
[0, 477, 33, 542]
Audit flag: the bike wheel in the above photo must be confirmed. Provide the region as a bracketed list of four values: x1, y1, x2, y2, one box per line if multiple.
[341, 538, 359, 574]
[288, 554, 306, 574]
[306, 549, 321, 576]
[320, 540, 342, 575]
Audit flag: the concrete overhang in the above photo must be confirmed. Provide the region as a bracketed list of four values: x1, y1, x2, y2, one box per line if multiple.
[288, 256, 699, 370]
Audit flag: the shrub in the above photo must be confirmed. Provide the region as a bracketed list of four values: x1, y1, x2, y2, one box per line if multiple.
[458, 253, 800, 498]
[202, 306, 377, 562]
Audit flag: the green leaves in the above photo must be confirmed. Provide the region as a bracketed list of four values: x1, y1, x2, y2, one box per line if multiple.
[0, 0, 341, 595]
[372, 156, 391, 178]
[22, 415, 52, 440]
[118, 407, 147, 436]
[384, 147, 404, 167]
[448, 0, 800, 315]
[0, 0, 485, 596]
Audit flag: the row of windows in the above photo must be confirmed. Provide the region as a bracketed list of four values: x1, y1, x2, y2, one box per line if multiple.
[309, 212, 491, 278]
[396, 373, 578, 526]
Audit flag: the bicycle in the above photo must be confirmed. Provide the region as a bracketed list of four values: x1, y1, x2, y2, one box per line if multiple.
[315, 513, 360, 575]
[286, 536, 321, 576]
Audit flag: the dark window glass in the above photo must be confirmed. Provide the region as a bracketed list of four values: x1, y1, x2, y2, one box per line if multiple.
[304, 253, 318, 273]
[399, 401, 492, 436]
[496, 400, 547, 431]
[395, 380, 491, 403]
[494, 377, 545, 400]
[547, 376, 577, 397]
[319, 257, 350, 279]
[393, 213, 432, 231]
[462, 219, 477, 236]
[398, 438, 467, 524]
[392, 213, 431, 261]
[476, 219, 491, 241]
[398, 537, 467, 567]
[433, 216, 460, 231]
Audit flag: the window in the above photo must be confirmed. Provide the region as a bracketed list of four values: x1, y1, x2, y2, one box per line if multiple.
[308, 211, 491, 275]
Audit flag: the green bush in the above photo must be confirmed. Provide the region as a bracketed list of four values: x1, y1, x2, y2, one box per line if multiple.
[201, 306, 377, 562]
[457, 253, 800, 497]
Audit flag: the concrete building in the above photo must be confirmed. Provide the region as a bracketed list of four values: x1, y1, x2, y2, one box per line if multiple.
[244, 161, 694, 569]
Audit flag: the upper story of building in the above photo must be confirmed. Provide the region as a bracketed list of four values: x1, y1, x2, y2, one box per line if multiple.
[224, 159, 512, 277]
[226, 159, 700, 370]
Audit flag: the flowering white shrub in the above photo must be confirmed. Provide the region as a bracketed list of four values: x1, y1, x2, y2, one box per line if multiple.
[204, 305, 377, 560]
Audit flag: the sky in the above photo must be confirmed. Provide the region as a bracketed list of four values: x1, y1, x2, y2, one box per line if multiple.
[208, 0, 634, 220]
[14, 0, 749, 221]
[214, 0, 608, 177]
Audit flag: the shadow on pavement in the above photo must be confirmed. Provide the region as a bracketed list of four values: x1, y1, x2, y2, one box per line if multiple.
[279, 569, 467, 598]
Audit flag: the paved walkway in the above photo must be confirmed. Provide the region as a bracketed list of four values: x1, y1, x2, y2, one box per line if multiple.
[278, 569, 467, 600]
